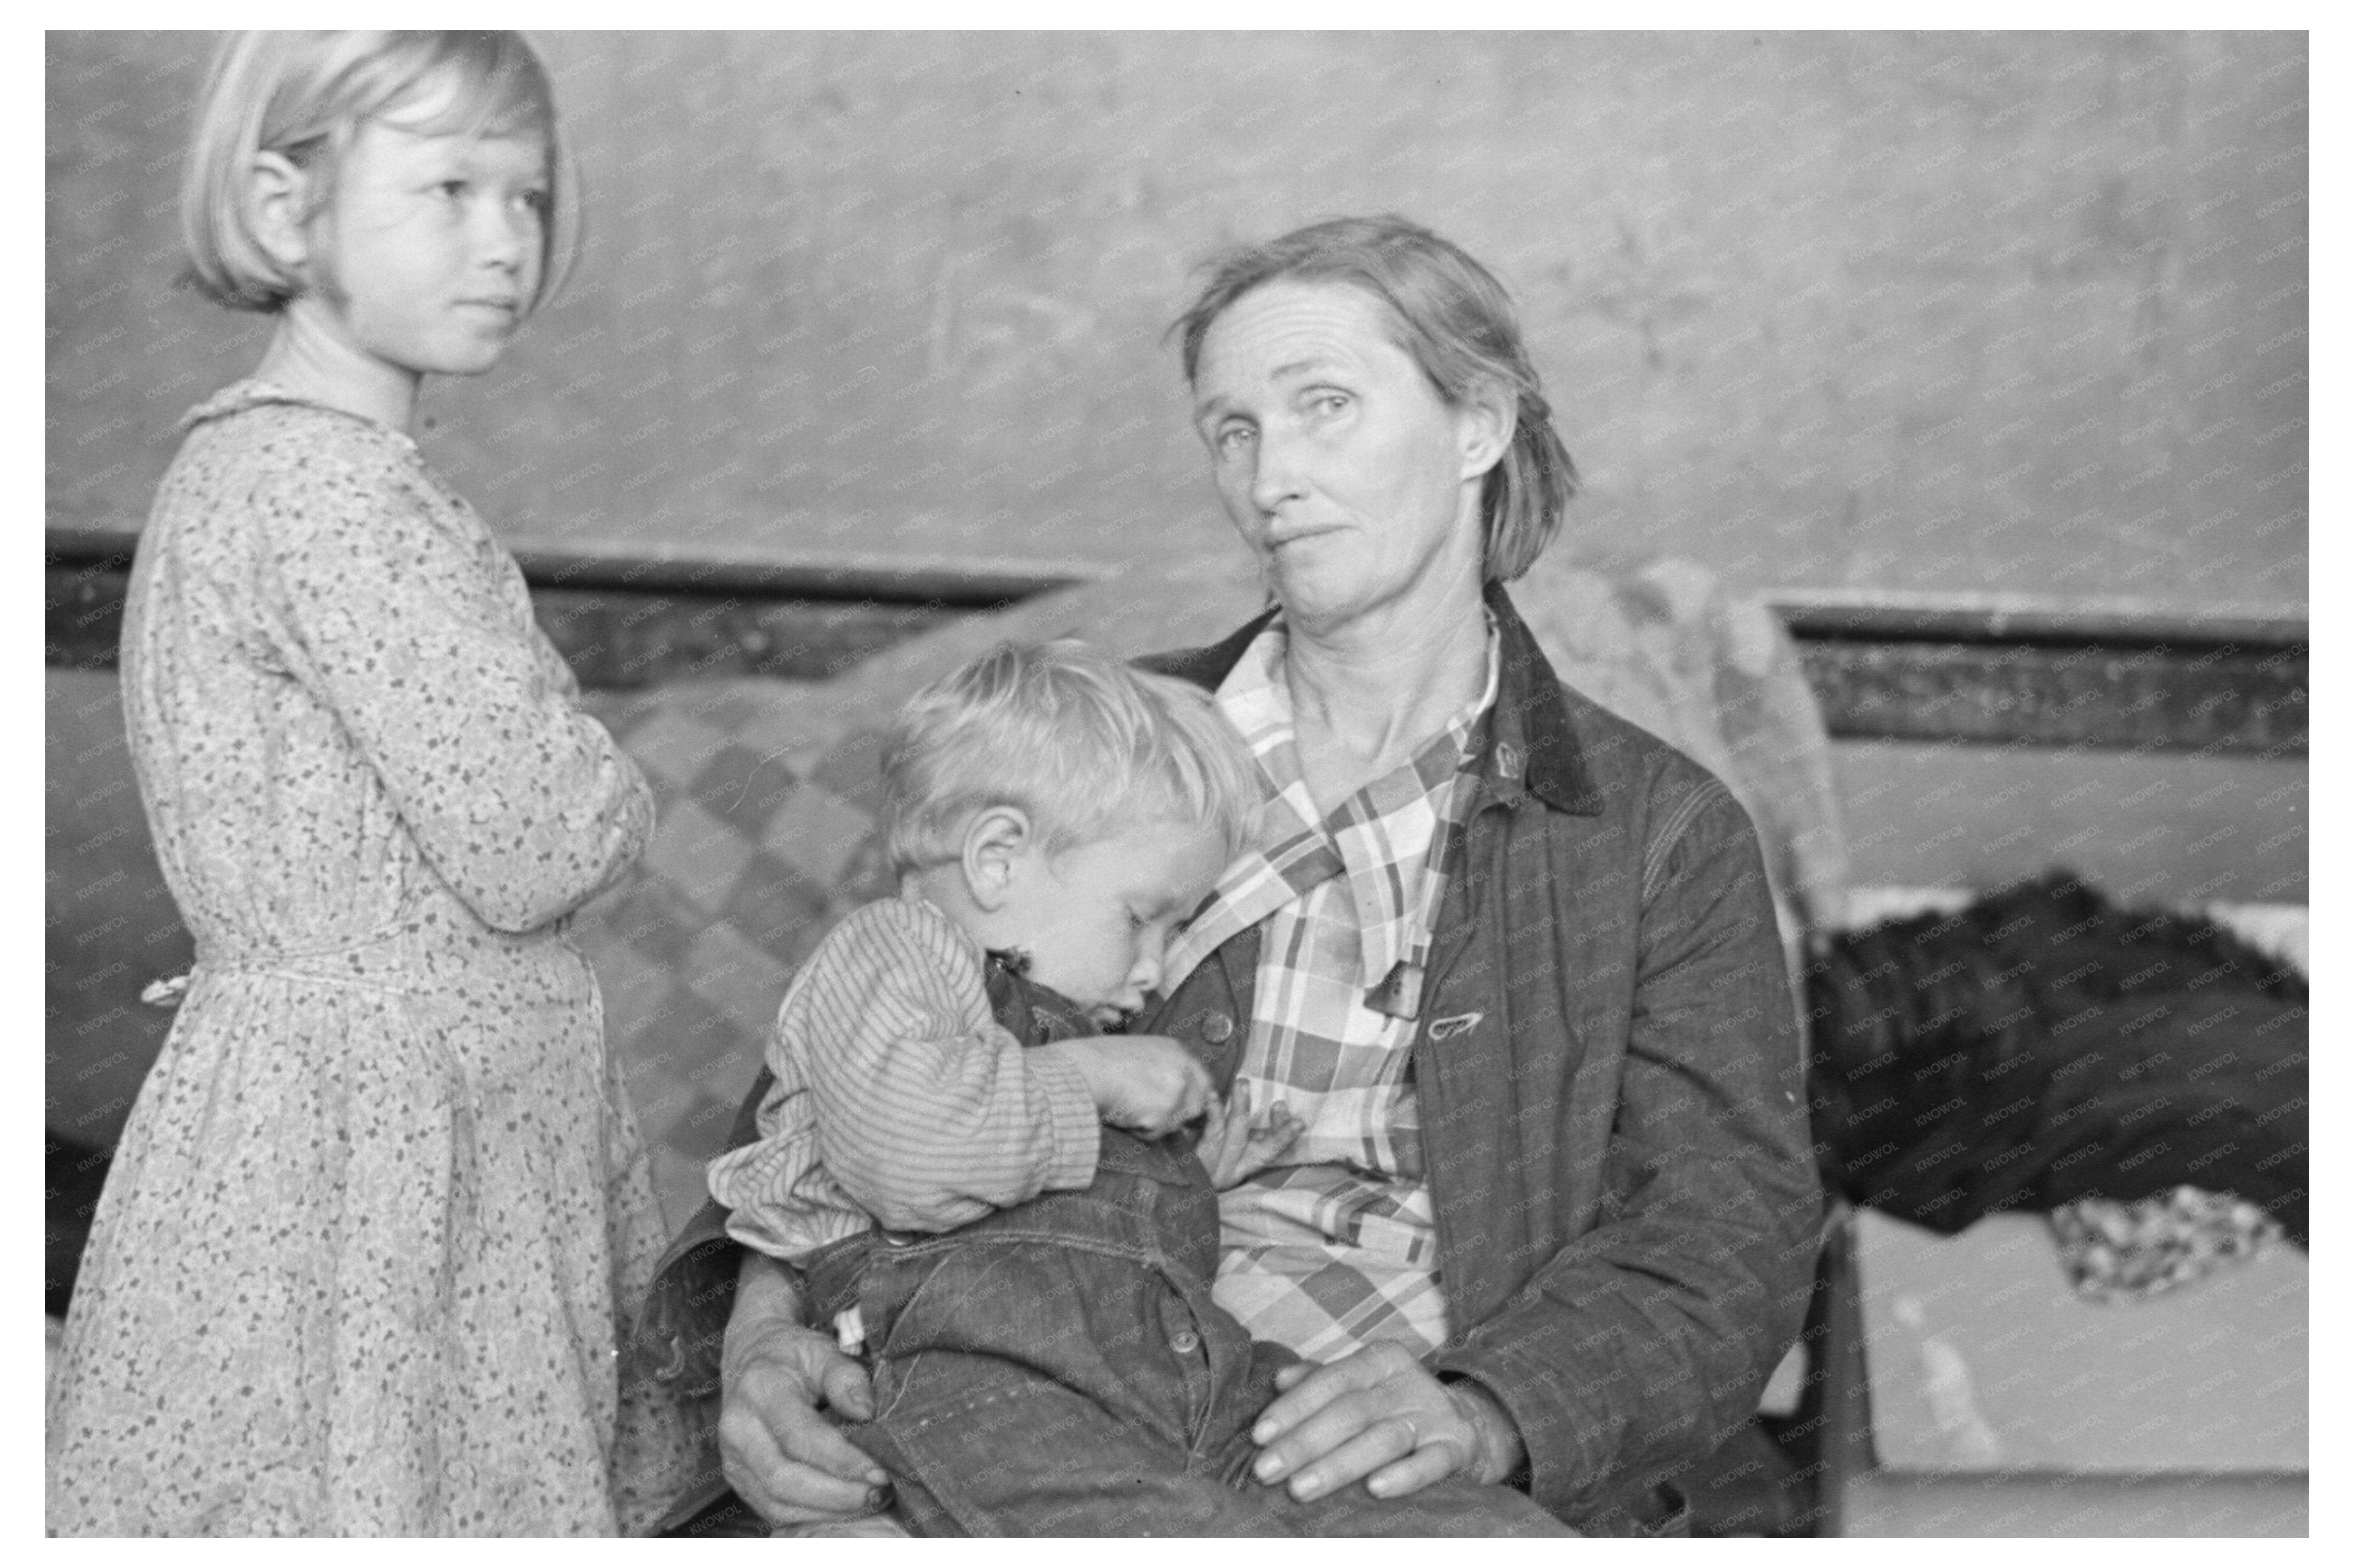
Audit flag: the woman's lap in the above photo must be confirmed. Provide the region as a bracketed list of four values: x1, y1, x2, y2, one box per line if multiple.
[839, 1346, 1567, 1537]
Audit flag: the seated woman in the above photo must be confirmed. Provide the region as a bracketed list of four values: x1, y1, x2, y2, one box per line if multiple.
[643, 214, 1822, 1536]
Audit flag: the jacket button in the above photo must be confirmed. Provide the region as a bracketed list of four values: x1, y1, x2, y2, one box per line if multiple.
[1169, 1329, 1201, 1354]
[1201, 1013, 1234, 1044]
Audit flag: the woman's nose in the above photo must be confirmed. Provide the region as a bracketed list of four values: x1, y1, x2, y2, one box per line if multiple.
[1248, 425, 1307, 514]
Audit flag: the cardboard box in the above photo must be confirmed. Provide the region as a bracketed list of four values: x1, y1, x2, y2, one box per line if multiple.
[1822, 1207, 2306, 1536]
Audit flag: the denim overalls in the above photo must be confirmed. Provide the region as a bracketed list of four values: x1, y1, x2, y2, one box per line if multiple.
[797, 954, 1566, 1537]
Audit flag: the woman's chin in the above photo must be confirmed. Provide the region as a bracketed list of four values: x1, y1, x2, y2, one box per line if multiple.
[1263, 555, 1361, 620]
[1268, 576, 1381, 636]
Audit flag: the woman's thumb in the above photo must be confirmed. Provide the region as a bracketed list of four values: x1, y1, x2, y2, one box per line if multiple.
[822, 1355, 875, 1422]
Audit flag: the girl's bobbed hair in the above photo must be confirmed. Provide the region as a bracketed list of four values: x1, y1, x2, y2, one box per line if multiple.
[1172, 214, 1577, 585]
[180, 31, 580, 314]
[881, 640, 1262, 878]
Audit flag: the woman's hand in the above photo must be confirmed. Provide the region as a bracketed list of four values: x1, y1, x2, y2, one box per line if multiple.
[717, 1253, 891, 1526]
[1248, 1341, 1527, 1503]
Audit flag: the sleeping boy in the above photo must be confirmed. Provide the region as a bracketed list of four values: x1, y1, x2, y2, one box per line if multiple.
[706, 638, 1562, 1536]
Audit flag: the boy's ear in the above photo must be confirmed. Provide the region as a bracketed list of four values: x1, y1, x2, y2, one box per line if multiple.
[249, 151, 317, 274]
[960, 806, 1033, 912]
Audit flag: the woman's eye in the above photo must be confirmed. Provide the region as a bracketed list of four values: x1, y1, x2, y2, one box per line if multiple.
[1307, 392, 1351, 417]
[435, 179, 470, 200]
[517, 188, 550, 214]
[1215, 425, 1255, 456]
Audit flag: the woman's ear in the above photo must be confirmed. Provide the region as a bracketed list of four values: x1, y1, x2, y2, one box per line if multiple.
[249, 151, 318, 276]
[1456, 379, 1518, 482]
[959, 806, 1034, 913]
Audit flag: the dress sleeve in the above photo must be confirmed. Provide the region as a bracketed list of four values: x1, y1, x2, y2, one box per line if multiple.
[723, 902, 1102, 1238]
[1429, 786, 1822, 1522]
[254, 436, 652, 932]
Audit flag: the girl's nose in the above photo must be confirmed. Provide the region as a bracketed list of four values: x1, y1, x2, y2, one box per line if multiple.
[477, 200, 534, 273]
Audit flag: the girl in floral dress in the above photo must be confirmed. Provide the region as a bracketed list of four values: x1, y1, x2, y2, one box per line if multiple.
[48, 32, 698, 1535]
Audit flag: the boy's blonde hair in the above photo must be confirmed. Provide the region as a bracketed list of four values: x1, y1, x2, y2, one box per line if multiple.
[882, 640, 1262, 877]
[180, 31, 580, 313]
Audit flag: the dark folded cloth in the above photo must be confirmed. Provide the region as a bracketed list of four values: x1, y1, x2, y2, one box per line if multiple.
[1806, 872, 2306, 1245]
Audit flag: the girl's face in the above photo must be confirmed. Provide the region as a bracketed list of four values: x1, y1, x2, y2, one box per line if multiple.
[302, 96, 549, 384]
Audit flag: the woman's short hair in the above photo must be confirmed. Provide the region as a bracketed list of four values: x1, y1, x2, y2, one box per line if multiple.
[881, 640, 1262, 877]
[180, 31, 579, 314]
[1172, 214, 1577, 584]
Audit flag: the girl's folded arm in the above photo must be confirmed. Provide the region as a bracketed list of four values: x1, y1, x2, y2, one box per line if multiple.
[257, 440, 652, 932]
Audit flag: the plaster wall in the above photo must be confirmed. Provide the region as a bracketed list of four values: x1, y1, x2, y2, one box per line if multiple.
[47, 31, 2306, 607]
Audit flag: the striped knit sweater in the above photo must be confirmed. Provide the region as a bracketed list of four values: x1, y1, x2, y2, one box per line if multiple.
[706, 894, 1103, 1260]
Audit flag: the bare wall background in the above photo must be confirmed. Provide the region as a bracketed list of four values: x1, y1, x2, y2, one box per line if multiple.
[48, 31, 2306, 605]
[46, 31, 2308, 1224]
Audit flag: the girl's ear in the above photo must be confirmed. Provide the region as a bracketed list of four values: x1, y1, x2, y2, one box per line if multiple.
[960, 806, 1034, 913]
[1455, 378, 1518, 483]
[249, 151, 318, 276]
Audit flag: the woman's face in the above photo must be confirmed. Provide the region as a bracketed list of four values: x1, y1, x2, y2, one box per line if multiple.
[1190, 279, 1504, 636]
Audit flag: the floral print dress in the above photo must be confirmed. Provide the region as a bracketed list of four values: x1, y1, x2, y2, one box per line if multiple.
[48, 383, 701, 1536]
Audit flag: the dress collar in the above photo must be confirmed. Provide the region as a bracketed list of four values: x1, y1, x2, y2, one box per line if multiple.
[178, 379, 417, 448]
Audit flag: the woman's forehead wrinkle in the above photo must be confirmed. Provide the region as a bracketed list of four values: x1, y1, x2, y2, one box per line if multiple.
[1197, 291, 1384, 416]
[1202, 343, 1347, 396]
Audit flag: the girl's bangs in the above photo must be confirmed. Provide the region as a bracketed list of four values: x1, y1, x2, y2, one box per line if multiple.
[373, 33, 555, 145]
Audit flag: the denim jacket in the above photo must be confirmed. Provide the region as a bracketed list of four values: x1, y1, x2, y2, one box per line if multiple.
[641, 582, 1821, 1531]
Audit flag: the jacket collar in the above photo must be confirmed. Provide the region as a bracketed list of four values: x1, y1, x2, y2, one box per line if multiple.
[1145, 580, 1603, 817]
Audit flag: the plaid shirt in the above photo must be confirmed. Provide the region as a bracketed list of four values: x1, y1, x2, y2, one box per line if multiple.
[1162, 617, 1498, 1362]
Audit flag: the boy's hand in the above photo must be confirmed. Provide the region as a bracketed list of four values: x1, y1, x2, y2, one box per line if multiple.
[1042, 1035, 1214, 1137]
[1196, 1091, 1306, 1189]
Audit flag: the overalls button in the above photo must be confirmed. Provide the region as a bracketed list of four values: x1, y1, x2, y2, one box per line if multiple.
[1169, 1329, 1201, 1354]
[1200, 1013, 1234, 1044]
